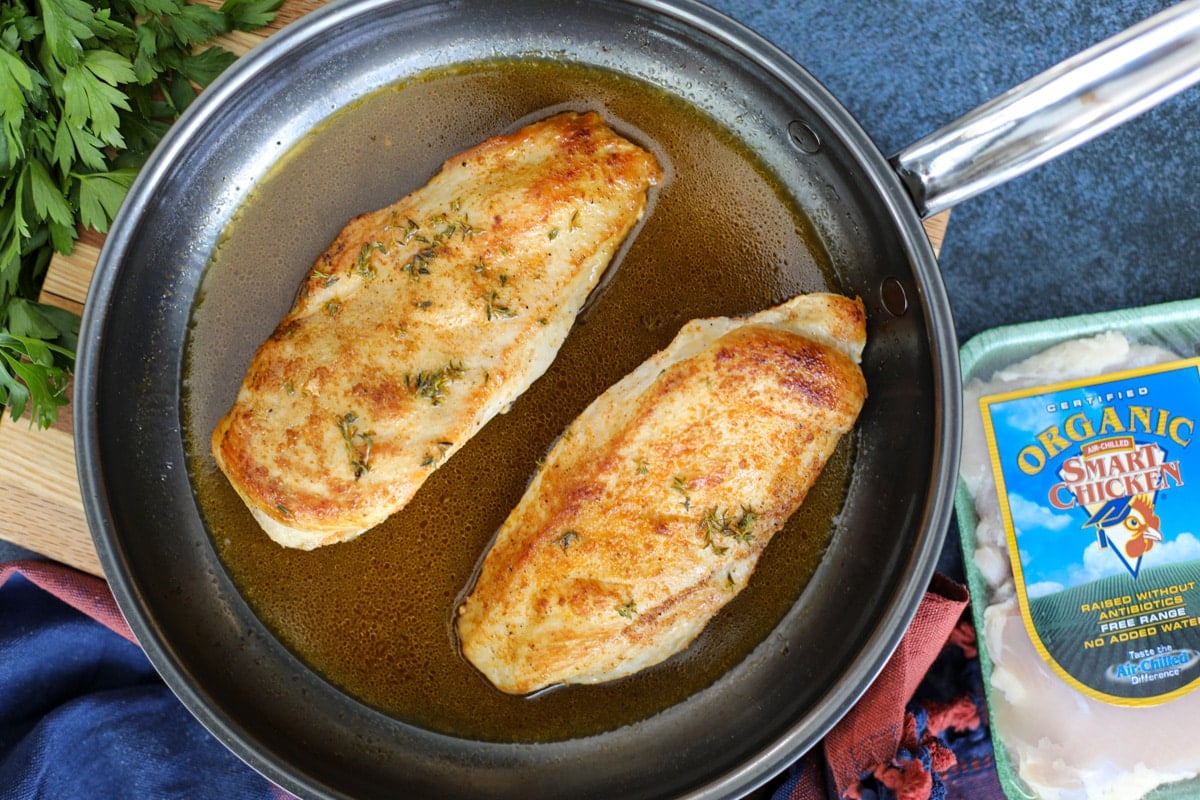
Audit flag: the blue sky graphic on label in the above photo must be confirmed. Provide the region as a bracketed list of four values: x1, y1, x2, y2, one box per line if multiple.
[984, 363, 1200, 597]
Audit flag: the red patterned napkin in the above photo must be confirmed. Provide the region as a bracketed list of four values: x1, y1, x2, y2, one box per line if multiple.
[0, 559, 135, 644]
[779, 573, 975, 800]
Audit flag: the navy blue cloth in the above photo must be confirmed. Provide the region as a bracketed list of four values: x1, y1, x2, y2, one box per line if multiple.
[0, 573, 275, 800]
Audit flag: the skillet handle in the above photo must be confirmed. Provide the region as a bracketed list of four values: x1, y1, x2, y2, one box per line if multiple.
[891, 0, 1200, 219]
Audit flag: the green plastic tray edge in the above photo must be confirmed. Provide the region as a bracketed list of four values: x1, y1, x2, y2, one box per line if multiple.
[954, 296, 1200, 800]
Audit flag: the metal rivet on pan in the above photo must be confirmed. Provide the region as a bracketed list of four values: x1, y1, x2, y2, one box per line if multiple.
[787, 120, 821, 154]
[879, 276, 909, 317]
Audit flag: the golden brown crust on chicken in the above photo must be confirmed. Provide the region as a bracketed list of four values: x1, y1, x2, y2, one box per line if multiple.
[211, 111, 661, 549]
[455, 293, 867, 694]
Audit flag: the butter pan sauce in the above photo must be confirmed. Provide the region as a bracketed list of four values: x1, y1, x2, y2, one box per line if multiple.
[183, 58, 850, 743]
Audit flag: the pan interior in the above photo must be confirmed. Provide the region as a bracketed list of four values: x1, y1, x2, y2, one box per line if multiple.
[79, 1, 955, 798]
[185, 57, 848, 743]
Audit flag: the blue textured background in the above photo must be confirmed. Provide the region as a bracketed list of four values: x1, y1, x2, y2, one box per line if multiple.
[706, 0, 1198, 344]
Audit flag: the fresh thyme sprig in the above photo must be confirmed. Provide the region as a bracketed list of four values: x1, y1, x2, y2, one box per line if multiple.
[700, 505, 758, 555]
[406, 360, 466, 406]
[336, 411, 374, 479]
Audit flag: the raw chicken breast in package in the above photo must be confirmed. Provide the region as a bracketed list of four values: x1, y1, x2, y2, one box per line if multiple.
[956, 297, 1200, 800]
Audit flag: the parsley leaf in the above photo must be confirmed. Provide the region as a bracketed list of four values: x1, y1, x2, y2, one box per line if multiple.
[0, 0, 281, 428]
[0, 319, 75, 430]
[75, 168, 137, 232]
[0, 49, 34, 165]
[223, 0, 287, 30]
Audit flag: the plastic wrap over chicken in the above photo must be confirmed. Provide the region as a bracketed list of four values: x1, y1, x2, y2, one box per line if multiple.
[960, 329, 1200, 800]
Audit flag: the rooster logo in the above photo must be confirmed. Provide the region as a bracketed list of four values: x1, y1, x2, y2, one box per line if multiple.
[1083, 493, 1164, 578]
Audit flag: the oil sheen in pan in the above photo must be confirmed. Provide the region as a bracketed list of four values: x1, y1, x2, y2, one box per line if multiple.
[183, 58, 851, 743]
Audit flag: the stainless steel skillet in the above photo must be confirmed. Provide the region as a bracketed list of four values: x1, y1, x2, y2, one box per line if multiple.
[75, 1, 1200, 797]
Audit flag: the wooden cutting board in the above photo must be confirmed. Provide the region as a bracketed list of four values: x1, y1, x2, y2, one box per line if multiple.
[0, 2, 949, 577]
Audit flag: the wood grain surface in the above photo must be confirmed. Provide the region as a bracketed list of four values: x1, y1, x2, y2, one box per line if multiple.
[0, 1, 949, 577]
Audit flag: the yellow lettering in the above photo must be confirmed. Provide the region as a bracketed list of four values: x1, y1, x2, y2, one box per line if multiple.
[1170, 417, 1194, 446]
[1156, 408, 1171, 437]
[1037, 426, 1070, 458]
[1128, 406, 1152, 434]
[1018, 445, 1046, 475]
[1064, 412, 1096, 442]
[1099, 406, 1125, 435]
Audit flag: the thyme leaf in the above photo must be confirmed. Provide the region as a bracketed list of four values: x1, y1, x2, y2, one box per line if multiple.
[336, 411, 374, 479]
[700, 504, 758, 553]
[311, 269, 338, 287]
[397, 205, 479, 280]
[356, 241, 385, 278]
[485, 290, 516, 320]
[399, 218, 420, 244]
[401, 246, 436, 280]
[406, 360, 466, 406]
[420, 440, 454, 467]
[555, 530, 580, 553]
[671, 475, 692, 509]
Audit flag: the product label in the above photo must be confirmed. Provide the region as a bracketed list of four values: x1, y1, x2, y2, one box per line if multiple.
[981, 358, 1200, 705]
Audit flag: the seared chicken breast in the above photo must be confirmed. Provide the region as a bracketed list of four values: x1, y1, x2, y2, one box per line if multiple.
[456, 292, 867, 694]
[211, 111, 662, 549]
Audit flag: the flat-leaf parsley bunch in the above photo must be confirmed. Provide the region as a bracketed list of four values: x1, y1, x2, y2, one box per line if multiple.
[0, 0, 281, 428]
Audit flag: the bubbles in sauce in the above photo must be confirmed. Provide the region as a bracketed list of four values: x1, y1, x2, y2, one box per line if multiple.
[184, 59, 850, 743]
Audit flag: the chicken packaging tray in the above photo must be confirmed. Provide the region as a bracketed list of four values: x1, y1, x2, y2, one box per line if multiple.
[955, 297, 1200, 800]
